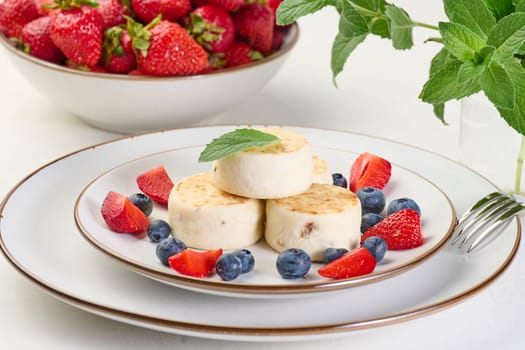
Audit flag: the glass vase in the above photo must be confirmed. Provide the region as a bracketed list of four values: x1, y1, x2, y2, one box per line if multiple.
[459, 93, 525, 195]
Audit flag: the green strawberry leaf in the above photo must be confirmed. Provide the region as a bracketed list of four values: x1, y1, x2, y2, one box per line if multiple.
[276, 0, 335, 25]
[339, 1, 369, 37]
[384, 4, 414, 50]
[439, 22, 487, 61]
[482, 0, 515, 20]
[198, 129, 280, 162]
[488, 13, 525, 61]
[331, 32, 368, 81]
[458, 60, 485, 83]
[481, 60, 515, 109]
[496, 60, 525, 135]
[443, 0, 496, 40]
[429, 47, 455, 75]
[419, 59, 481, 104]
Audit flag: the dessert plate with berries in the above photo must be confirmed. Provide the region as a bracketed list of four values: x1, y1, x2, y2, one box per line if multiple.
[0, 126, 519, 341]
[73, 126, 455, 298]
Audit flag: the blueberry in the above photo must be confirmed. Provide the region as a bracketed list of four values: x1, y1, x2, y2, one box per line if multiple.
[322, 247, 348, 265]
[356, 187, 385, 215]
[332, 173, 348, 188]
[147, 219, 172, 243]
[129, 193, 153, 217]
[361, 236, 388, 262]
[387, 198, 421, 216]
[232, 249, 255, 274]
[360, 213, 384, 233]
[216, 254, 243, 281]
[276, 248, 311, 279]
[156, 237, 187, 266]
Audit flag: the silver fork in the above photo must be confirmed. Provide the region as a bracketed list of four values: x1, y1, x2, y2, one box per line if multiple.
[450, 192, 525, 254]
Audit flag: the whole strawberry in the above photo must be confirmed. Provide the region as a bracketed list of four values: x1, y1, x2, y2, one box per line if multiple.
[234, 3, 275, 55]
[224, 41, 263, 68]
[50, 3, 105, 66]
[131, 0, 191, 23]
[361, 209, 424, 250]
[188, 5, 235, 54]
[0, 0, 40, 38]
[128, 17, 208, 76]
[96, 0, 129, 28]
[21, 16, 66, 64]
[102, 25, 136, 74]
[193, 0, 244, 12]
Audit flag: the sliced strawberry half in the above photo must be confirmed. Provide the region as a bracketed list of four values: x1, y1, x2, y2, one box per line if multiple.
[101, 191, 150, 234]
[136, 165, 174, 204]
[318, 247, 377, 279]
[361, 208, 423, 250]
[349, 152, 392, 192]
[168, 249, 223, 278]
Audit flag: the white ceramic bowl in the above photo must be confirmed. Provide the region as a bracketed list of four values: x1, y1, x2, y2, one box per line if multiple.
[0, 24, 298, 133]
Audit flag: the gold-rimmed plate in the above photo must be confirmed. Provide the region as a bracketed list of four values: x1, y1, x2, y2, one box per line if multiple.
[73, 126, 455, 298]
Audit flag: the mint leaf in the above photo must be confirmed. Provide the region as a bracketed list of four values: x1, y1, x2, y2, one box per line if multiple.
[369, 17, 390, 38]
[496, 60, 525, 135]
[433, 103, 446, 124]
[458, 60, 485, 82]
[517, 0, 525, 12]
[419, 59, 481, 104]
[199, 129, 280, 162]
[350, 0, 386, 12]
[339, 1, 369, 37]
[488, 13, 525, 61]
[439, 22, 487, 61]
[331, 32, 367, 80]
[481, 60, 515, 109]
[429, 48, 455, 75]
[482, 0, 515, 20]
[443, 0, 496, 40]
[276, 0, 335, 25]
[385, 4, 413, 50]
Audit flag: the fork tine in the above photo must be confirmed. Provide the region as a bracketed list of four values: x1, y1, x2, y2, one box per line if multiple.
[461, 201, 524, 253]
[454, 196, 514, 245]
[450, 192, 509, 245]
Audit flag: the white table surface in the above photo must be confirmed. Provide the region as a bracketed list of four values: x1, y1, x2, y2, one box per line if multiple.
[1, 1, 524, 349]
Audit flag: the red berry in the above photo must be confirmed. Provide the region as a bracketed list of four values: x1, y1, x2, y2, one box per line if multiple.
[131, 0, 191, 23]
[318, 247, 377, 279]
[361, 209, 424, 250]
[131, 19, 208, 76]
[136, 165, 174, 204]
[224, 41, 263, 68]
[234, 3, 274, 55]
[349, 152, 392, 192]
[96, 0, 129, 29]
[101, 191, 150, 234]
[21, 16, 66, 64]
[194, 0, 244, 12]
[102, 26, 137, 74]
[168, 249, 223, 278]
[0, 0, 40, 38]
[50, 6, 105, 66]
[189, 5, 235, 53]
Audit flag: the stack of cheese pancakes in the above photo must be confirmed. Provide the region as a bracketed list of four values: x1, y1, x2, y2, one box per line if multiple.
[168, 128, 362, 262]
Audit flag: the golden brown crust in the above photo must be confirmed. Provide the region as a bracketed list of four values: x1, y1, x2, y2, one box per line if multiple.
[269, 184, 359, 215]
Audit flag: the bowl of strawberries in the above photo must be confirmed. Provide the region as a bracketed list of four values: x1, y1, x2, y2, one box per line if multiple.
[0, 0, 298, 133]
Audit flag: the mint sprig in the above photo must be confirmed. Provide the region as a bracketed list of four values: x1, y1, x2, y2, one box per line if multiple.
[198, 129, 280, 162]
[276, 0, 525, 137]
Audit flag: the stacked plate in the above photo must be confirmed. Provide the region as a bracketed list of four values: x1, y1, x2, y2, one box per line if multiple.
[0, 126, 520, 342]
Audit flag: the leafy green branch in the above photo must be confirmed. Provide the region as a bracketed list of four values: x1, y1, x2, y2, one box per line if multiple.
[276, 0, 525, 138]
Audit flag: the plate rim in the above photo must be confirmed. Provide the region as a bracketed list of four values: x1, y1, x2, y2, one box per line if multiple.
[73, 142, 457, 296]
[0, 124, 521, 340]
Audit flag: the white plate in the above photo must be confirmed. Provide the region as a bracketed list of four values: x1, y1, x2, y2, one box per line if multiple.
[74, 137, 455, 298]
[0, 126, 520, 342]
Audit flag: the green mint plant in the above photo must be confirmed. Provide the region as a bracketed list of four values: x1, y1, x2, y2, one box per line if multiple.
[277, 0, 525, 193]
